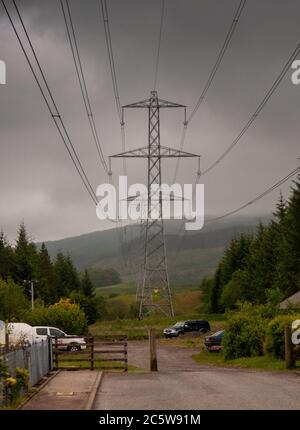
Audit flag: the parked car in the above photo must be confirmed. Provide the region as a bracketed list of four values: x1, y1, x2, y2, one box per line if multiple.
[204, 330, 225, 351]
[33, 326, 87, 351]
[8, 323, 87, 351]
[163, 320, 210, 338]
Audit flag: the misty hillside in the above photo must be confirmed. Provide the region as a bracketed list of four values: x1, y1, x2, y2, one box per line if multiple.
[39, 215, 269, 286]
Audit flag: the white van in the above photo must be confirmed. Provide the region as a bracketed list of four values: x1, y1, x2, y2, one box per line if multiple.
[8, 322, 35, 346]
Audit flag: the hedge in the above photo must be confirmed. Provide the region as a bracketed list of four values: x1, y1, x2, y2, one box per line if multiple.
[265, 314, 300, 359]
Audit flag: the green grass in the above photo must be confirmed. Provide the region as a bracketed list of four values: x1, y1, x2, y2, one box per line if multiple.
[95, 283, 137, 298]
[56, 353, 142, 372]
[91, 282, 226, 340]
[95, 282, 200, 298]
[95, 282, 220, 321]
[192, 351, 300, 371]
[89, 314, 226, 340]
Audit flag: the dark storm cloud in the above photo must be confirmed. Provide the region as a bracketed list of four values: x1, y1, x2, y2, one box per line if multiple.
[0, 0, 300, 241]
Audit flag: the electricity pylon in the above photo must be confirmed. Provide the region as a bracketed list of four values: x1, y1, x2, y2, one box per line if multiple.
[110, 91, 200, 318]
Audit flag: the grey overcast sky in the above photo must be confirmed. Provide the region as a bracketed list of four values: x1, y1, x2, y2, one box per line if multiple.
[0, 0, 300, 242]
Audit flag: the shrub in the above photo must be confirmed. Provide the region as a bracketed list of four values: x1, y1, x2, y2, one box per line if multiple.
[26, 298, 87, 334]
[0, 278, 30, 321]
[265, 314, 300, 359]
[223, 303, 266, 360]
[106, 298, 128, 320]
[219, 271, 243, 310]
[128, 303, 140, 319]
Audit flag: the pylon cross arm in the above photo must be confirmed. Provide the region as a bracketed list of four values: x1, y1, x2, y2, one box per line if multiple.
[110, 145, 200, 159]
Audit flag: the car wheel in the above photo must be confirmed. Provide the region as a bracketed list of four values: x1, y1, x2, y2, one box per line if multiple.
[68, 344, 81, 352]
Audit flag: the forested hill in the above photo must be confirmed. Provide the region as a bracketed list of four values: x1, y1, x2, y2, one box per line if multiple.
[40, 215, 269, 285]
[203, 177, 300, 311]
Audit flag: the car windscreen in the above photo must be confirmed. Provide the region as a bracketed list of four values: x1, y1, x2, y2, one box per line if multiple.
[213, 330, 224, 337]
[173, 322, 185, 327]
[50, 328, 64, 337]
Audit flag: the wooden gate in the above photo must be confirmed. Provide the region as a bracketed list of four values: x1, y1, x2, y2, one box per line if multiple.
[53, 337, 128, 371]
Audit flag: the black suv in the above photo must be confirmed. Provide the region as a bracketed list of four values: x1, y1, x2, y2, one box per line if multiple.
[163, 320, 210, 338]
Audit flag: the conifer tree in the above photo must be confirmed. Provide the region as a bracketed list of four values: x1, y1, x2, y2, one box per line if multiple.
[274, 175, 300, 297]
[37, 243, 56, 304]
[0, 230, 15, 279]
[81, 269, 95, 297]
[239, 223, 276, 303]
[14, 222, 37, 297]
[54, 252, 80, 299]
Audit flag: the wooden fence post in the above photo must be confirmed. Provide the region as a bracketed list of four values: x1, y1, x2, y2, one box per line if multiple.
[285, 325, 295, 369]
[54, 336, 58, 370]
[124, 340, 128, 372]
[5, 331, 9, 353]
[90, 337, 94, 371]
[149, 328, 158, 371]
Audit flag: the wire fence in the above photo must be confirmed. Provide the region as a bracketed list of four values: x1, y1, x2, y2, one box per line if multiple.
[0, 339, 53, 406]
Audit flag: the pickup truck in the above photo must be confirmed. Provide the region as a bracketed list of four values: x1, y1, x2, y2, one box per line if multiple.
[33, 326, 87, 351]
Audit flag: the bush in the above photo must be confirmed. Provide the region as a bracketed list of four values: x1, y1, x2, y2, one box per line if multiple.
[128, 303, 140, 319]
[223, 303, 266, 360]
[219, 271, 243, 310]
[0, 278, 30, 321]
[26, 298, 87, 334]
[106, 298, 128, 320]
[265, 314, 300, 359]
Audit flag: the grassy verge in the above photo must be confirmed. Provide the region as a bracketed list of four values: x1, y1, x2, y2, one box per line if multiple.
[192, 351, 300, 371]
[89, 315, 226, 340]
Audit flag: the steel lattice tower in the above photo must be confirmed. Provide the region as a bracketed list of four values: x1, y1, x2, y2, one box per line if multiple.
[110, 91, 200, 318]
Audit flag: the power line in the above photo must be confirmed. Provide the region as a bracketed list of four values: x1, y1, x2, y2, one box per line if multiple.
[153, 0, 165, 91]
[2, 0, 98, 205]
[189, 0, 247, 123]
[60, 0, 108, 174]
[100, 0, 126, 175]
[100, 0, 122, 120]
[174, 171, 201, 257]
[173, 0, 246, 183]
[99, 0, 129, 269]
[175, 165, 300, 257]
[201, 41, 300, 176]
[206, 166, 300, 223]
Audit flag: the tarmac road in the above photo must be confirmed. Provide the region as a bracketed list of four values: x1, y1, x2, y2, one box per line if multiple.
[127, 339, 202, 371]
[93, 340, 300, 410]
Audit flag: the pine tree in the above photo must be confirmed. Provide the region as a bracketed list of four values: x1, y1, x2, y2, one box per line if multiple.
[37, 243, 56, 304]
[209, 234, 252, 312]
[81, 269, 95, 297]
[274, 175, 300, 297]
[219, 234, 253, 288]
[54, 252, 80, 299]
[273, 192, 287, 224]
[14, 222, 37, 297]
[239, 223, 276, 303]
[209, 267, 223, 313]
[0, 230, 15, 279]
